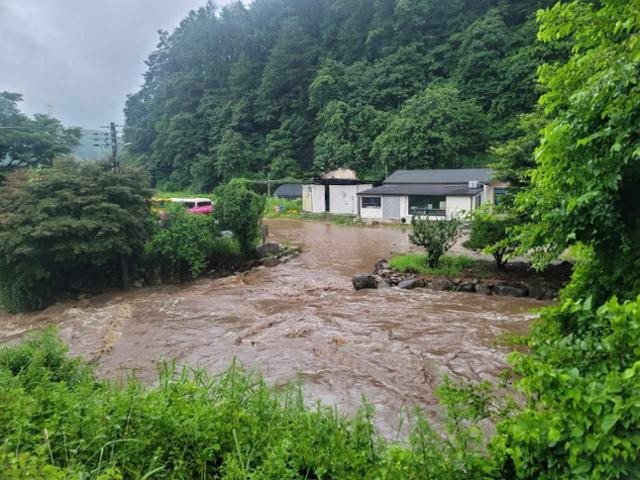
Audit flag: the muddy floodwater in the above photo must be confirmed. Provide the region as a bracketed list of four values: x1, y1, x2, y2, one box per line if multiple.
[0, 219, 544, 436]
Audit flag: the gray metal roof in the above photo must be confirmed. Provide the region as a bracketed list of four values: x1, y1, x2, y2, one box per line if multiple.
[358, 183, 483, 197]
[384, 168, 493, 184]
[274, 183, 302, 198]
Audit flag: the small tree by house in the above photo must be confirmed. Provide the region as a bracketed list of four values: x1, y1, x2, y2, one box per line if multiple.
[464, 205, 517, 268]
[409, 215, 462, 268]
[214, 179, 266, 254]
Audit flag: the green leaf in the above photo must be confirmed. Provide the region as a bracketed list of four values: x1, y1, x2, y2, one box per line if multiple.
[601, 413, 620, 434]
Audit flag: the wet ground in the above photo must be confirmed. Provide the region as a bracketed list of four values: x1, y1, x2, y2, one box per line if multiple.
[0, 219, 544, 436]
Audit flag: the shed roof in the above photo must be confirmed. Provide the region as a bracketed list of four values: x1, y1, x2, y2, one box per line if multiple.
[274, 183, 302, 198]
[358, 183, 483, 197]
[384, 168, 493, 184]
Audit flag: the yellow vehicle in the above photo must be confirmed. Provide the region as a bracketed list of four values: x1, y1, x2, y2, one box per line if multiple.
[151, 197, 169, 213]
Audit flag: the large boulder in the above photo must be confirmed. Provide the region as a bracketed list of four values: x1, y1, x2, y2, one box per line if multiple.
[352, 273, 378, 290]
[256, 242, 281, 258]
[398, 278, 424, 289]
[494, 283, 529, 297]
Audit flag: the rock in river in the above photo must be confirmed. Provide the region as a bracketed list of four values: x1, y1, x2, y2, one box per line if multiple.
[352, 273, 377, 290]
[430, 278, 455, 291]
[494, 282, 529, 297]
[262, 256, 280, 268]
[398, 278, 424, 289]
[475, 283, 493, 295]
[374, 259, 390, 273]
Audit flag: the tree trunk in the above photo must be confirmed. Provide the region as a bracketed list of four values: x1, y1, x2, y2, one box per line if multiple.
[120, 254, 130, 291]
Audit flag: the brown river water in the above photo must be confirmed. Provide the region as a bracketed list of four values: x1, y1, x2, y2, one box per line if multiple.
[0, 219, 544, 436]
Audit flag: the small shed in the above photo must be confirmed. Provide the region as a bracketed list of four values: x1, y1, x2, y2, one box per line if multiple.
[302, 169, 373, 215]
[274, 183, 302, 200]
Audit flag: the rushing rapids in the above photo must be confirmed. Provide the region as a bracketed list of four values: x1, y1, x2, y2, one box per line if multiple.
[0, 219, 544, 436]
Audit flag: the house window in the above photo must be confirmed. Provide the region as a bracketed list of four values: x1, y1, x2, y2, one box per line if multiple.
[361, 196, 381, 208]
[408, 195, 446, 215]
[494, 189, 508, 205]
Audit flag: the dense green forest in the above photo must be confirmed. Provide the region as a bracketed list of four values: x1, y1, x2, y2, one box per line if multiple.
[124, 0, 562, 190]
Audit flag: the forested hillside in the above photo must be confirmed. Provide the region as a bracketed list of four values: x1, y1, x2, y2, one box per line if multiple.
[125, 0, 562, 191]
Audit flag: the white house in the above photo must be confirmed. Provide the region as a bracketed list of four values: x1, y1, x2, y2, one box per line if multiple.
[357, 168, 507, 222]
[302, 169, 373, 215]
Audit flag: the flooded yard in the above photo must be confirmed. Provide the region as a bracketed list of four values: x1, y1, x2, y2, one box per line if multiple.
[0, 219, 544, 436]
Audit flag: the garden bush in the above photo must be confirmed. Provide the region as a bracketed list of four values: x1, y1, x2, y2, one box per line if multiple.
[409, 216, 462, 268]
[214, 180, 266, 254]
[144, 204, 218, 278]
[463, 205, 517, 268]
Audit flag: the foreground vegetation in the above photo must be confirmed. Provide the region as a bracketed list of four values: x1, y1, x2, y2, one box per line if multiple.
[0, 330, 489, 479]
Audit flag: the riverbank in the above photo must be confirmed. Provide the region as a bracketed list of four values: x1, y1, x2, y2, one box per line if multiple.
[353, 254, 571, 300]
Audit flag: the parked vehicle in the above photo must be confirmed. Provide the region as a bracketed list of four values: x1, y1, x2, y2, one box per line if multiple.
[170, 197, 214, 215]
[150, 197, 169, 213]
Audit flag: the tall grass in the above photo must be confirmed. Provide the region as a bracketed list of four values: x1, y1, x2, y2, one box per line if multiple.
[0, 330, 489, 479]
[390, 254, 476, 277]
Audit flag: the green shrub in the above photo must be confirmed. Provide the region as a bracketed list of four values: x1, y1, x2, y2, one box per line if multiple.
[145, 205, 218, 278]
[463, 205, 517, 268]
[264, 197, 302, 217]
[0, 330, 491, 479]
[214, 180, 265, 254]
[0, 159, 151, 312]
[409, 216, 462, 268]
[390, 254, 475, 277]
[490, 296, 640, 478]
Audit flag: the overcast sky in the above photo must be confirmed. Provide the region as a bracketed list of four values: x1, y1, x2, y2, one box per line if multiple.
[0, 0, 234, 128]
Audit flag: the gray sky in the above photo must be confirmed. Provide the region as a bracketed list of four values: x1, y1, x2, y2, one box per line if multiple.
[0, 0, 233, 128]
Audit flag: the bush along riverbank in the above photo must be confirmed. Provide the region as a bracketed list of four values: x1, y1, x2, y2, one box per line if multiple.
[352, 256, 571, 300]
[0, 165, 297, 312]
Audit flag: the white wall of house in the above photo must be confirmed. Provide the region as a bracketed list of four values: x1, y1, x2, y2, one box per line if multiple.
[301, 184, 327, 213]
[302, 185, 312, 212]
[360, 196, 383, 219]
[329, 184, 372, 215]
[304, 184, 373, 214]
[399, 196, 408, 219]
[329, 185, 354, 214]
[446, 196, 472, 218]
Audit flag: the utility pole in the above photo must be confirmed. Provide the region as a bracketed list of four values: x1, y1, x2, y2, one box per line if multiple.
[111, 122, 127, 289]
[109, 122, 120, 173]
[267, 173, 271, 197]
[99, 122, 128, 290]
